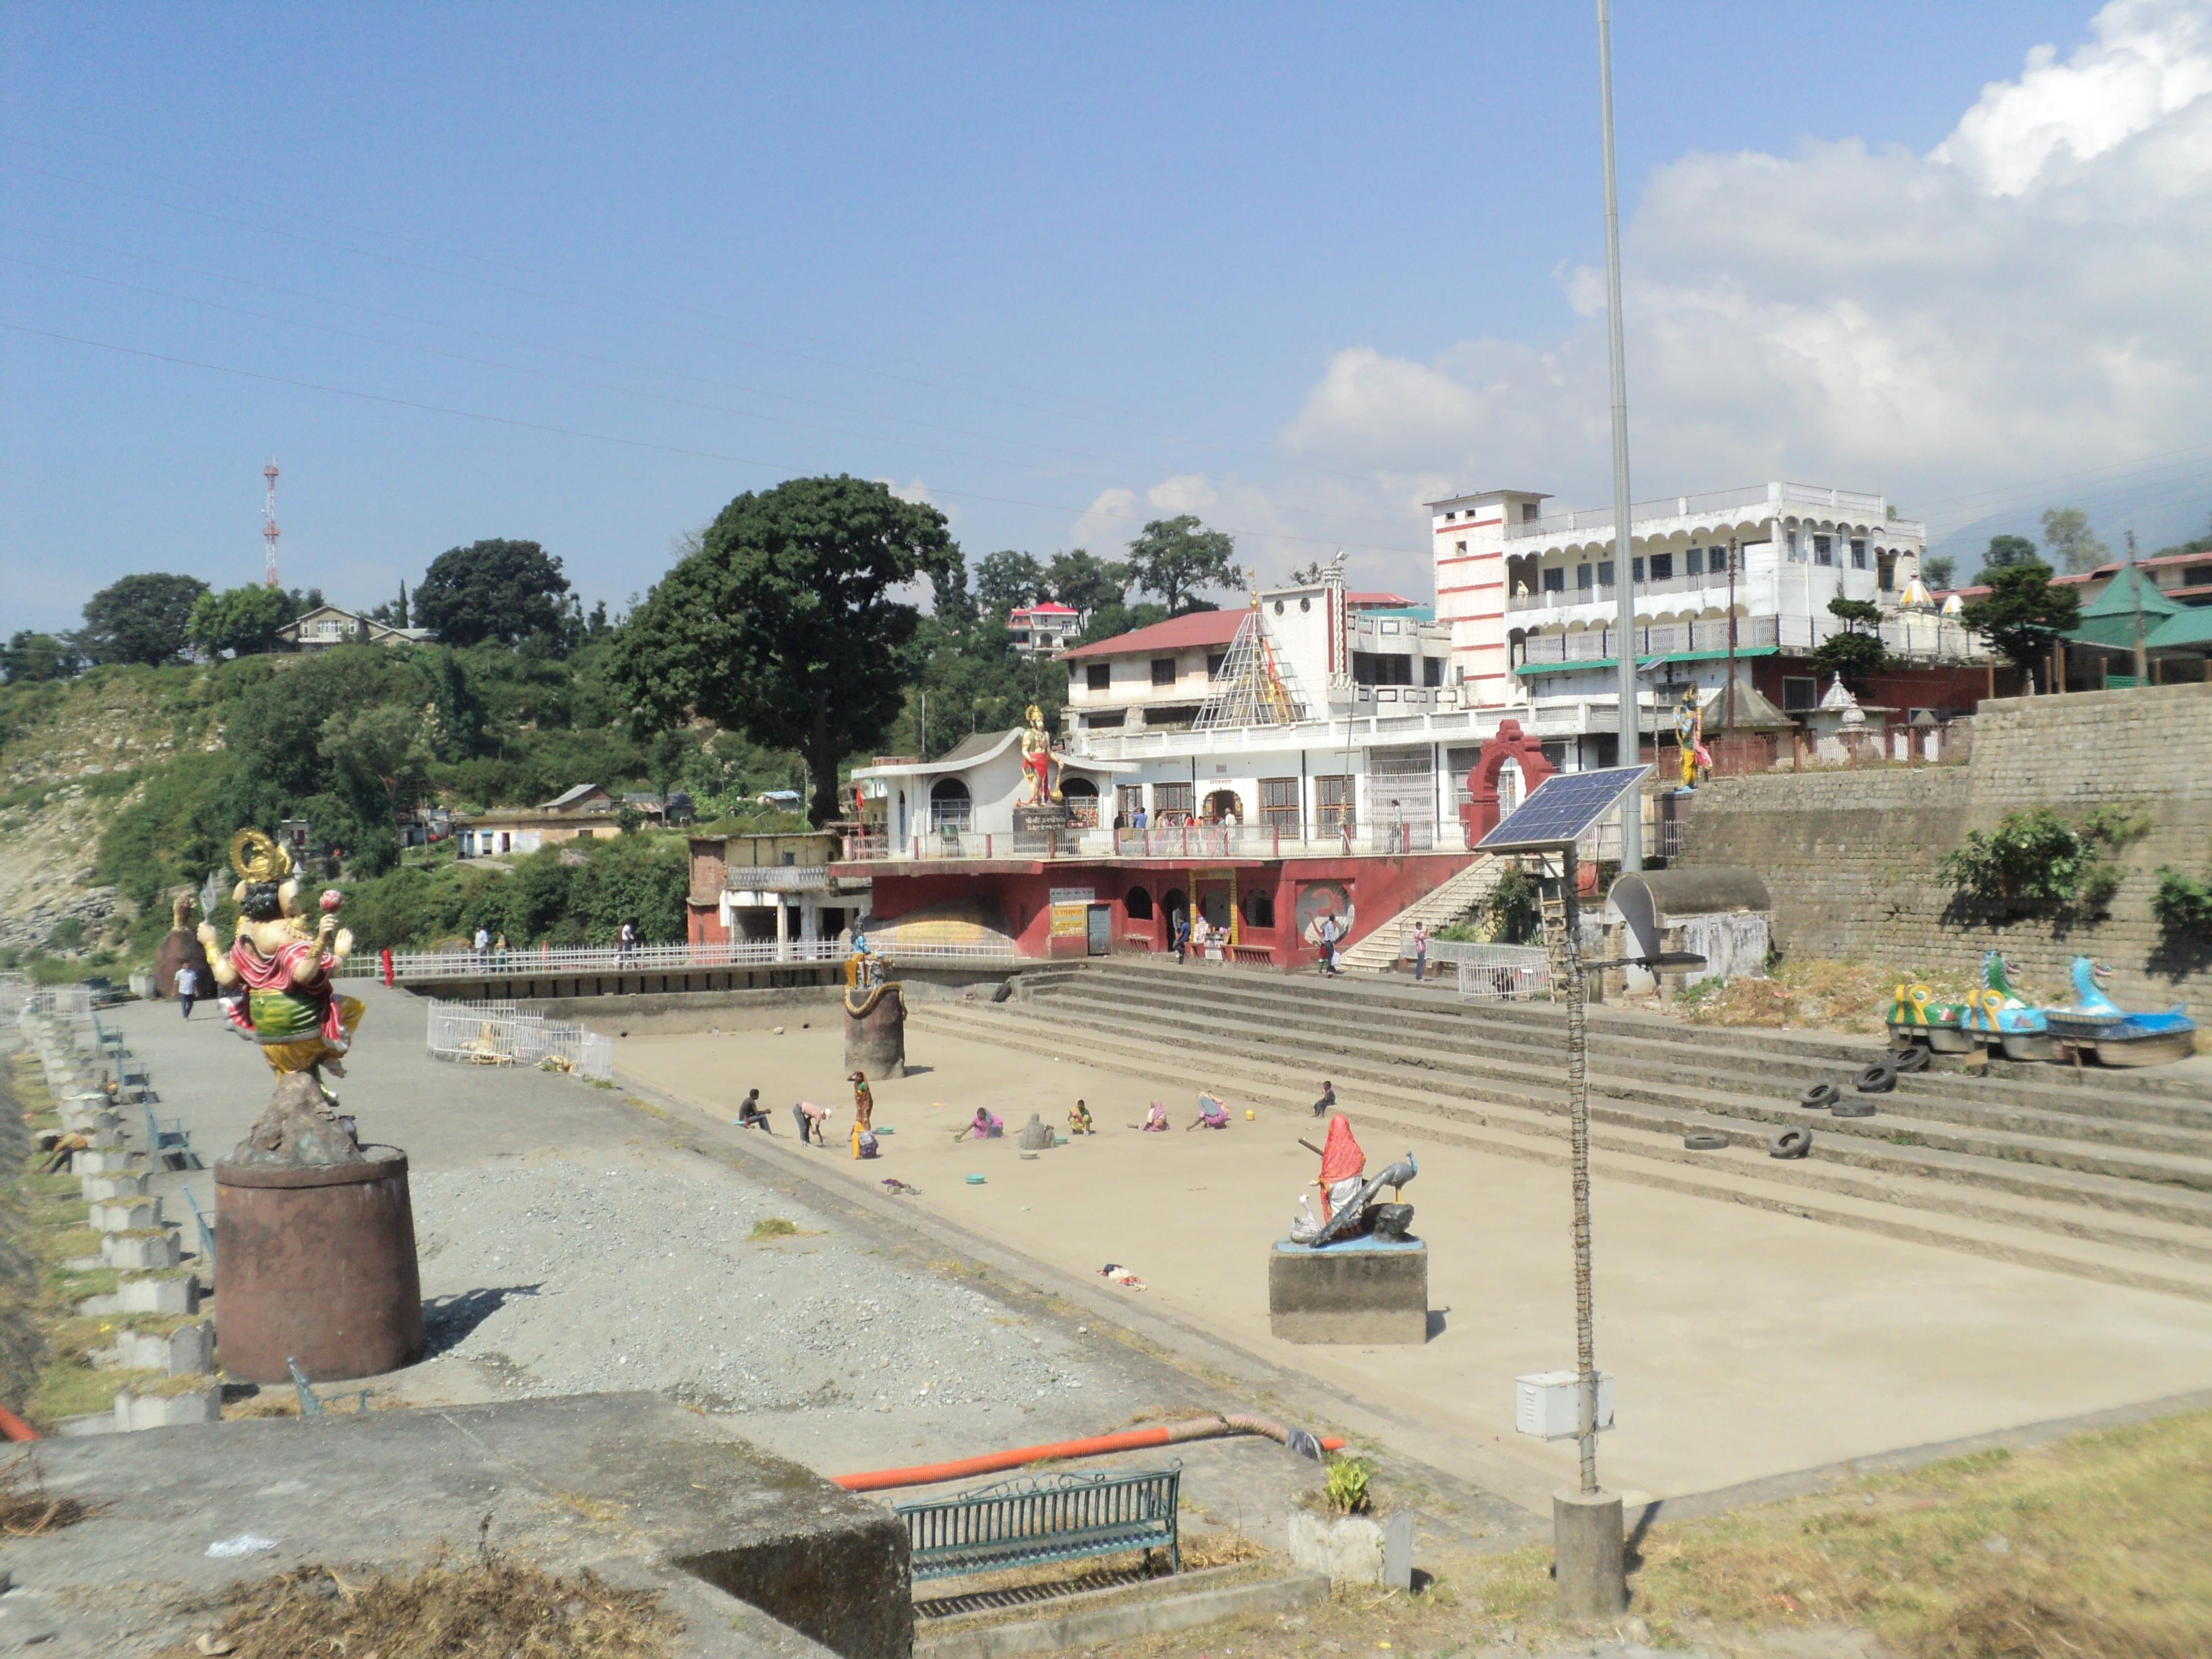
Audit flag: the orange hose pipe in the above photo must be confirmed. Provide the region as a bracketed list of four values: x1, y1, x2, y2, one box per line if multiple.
[833, 1414, 1344, 1493]
[0, 1403, 40, 1442]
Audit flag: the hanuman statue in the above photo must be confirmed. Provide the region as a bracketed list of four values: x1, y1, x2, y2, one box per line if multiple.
[1017, 703, 1060, 807]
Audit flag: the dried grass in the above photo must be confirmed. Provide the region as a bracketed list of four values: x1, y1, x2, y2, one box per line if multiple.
[1674, 957, 1978, 1034]
[170, 1547, 679, 1659]
[0, 1452, 97, 1535]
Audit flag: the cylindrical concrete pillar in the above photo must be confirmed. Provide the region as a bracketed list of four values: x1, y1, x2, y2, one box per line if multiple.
[214, 1147, 423, 1384]
[1553, 1486, 1627, 1619]
[844, 982, 906, 1078]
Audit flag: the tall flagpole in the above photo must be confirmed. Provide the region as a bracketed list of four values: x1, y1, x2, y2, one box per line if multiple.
[1599, 0, 1641, 873]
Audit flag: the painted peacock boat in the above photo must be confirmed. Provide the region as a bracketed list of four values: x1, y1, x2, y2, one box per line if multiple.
[1885, 977, 1973, 1052]
[2042, 957, 2197, 1067]
[1958, 951, 2050, 1063]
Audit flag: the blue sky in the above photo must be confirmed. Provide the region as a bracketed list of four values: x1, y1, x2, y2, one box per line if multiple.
[5, 1, 2208, 631]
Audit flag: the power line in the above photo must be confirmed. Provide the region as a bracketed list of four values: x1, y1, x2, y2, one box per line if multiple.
[1, 321, 1426, 560]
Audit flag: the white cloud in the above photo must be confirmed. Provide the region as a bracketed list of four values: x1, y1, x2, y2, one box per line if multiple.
[1069, 486, 1138, 553]
[1275, 0, 2212, 580]
[1145, 474, 1218, 513]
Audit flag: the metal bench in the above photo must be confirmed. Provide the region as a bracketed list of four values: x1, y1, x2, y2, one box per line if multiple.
[182, 1186, 216, 1272]
[147, 1104, 197, 1170]
[117, 1056, 154, 1103]
[91, 1013, 126, 1061]
[895, 1464, 1180, 1582]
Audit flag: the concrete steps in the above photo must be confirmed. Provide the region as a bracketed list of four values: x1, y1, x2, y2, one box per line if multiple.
[911, 997, 2212, 1302]
[1335, 855, 1505, 975]
[912, 960, 2212, 1300]
[1014, 969, 2212, 1196]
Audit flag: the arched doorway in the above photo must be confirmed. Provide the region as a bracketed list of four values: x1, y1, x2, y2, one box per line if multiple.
[1240, 888, 1275, 930]
[1060, 775, 1099, 827]
[1202, 787, 1243, 825]
[1459, 719, 1556, 847]
[1124, 885, 1154, 921]
[1161, 888, 1188, 931]
[929, 777, 972, 832]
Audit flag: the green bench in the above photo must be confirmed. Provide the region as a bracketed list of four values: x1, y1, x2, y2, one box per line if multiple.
[896, 1464, 1180, 1582]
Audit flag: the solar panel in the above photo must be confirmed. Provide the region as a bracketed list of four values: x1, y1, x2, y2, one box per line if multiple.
[1475, 765, 1652, 853]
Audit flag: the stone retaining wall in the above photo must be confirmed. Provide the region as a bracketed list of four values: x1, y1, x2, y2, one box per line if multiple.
[1676, 683, 2212, 1018]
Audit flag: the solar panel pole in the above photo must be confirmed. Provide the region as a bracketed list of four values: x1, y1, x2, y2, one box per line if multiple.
[1553, 837, 1626, 1615]
[1597, 0, 1641, 873]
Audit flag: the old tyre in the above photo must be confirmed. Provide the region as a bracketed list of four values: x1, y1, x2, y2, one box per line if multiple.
[1891, 1044, 1932, 1073]
[1855, 1061, 1899, 1094]
[1768, 1128, 1813, 1160]
[1797, 1082, 1841, 1110]
[1832, 1102, 1877, 1119]
[1682, 1131, 1729, 1151]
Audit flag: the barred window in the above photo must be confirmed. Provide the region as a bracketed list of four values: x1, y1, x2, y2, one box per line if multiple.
[1259, 776, 1301, 836]
[1314, 775, 1356, 836]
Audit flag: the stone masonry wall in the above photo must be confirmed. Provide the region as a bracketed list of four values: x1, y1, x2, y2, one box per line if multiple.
[1676, 682, 2212, 1020]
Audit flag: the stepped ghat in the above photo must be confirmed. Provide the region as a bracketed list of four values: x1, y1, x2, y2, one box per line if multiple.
[913, 958, 2212, 1302]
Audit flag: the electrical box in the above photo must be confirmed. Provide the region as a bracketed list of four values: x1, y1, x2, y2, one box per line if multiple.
[1514, 1370, 1616, 1441]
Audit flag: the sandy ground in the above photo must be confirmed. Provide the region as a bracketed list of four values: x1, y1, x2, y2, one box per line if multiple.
[615, 1015, 2212, 1510]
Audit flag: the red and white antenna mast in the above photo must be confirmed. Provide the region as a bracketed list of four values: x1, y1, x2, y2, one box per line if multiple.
[262, 459, 281, 588]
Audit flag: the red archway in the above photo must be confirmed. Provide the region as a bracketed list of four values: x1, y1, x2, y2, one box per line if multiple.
[1459, 718, 1556, 848]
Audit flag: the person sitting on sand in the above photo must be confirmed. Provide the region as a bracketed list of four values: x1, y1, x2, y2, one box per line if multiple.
[1188, 1091, 1229, 1130]
[735, 1088, 771, 1133]
[968, 1107, 1004, 1140]
[1068, 1098, 1095, 1136]
[792, 1099, 831, 1145]
[1141, 1100, 1170, 1132]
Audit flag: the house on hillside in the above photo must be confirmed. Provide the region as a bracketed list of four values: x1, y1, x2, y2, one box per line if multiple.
[281, 604, 433, 653]
[455, 784, 616, 858]
[1009, 601, 1086, 658]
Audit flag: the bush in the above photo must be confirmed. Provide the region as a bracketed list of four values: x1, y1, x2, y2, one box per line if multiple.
[1938, 806, 2145, 916]
[2153, 867, 2212, 938]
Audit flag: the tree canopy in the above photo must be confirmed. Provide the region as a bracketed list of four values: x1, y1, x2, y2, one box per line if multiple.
[2039, 507, 2109, 575]
[1810, 596, 1888, 687]
[613, 475, 959, 823]
[1959, 561, 2081, 687]
[187, 583, 299, 659]
[1979, 534, 2039, 575]
[79, 573, 208, 666]
[414, 539, 572, 646]
[1921, 555, 1956, 589]
[1125, 516, 1240, 614]
[974, 550, 1047, 619]
[1, 631, 81, 683]
[1043, 549, 1127, 614]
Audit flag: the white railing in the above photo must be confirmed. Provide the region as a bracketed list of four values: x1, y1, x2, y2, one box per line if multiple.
[352, 937, 1022, 981]
[1515, 612, 1985, 667]
[425, 999, 614, 1081]
[1424, 942, 1548, 1000]
[837, 821, 1447, 864]
[1505, 482, 1896, 542]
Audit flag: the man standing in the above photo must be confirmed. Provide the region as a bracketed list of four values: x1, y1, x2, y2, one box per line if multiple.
[1412, 922, 1430, 983]
[1172, 910, 1191, 964]
[473, 924, 491, 961]
[617, 919, 637, 964]
[175, 962, 199, 1020]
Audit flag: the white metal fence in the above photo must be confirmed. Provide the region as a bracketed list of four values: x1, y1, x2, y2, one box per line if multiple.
[425, 999, 615, 1081]
[1399, 939, 1548, 1000]
[352, 937, 1020, 982]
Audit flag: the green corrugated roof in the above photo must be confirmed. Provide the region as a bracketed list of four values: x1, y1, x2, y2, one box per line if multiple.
[2077, 565, 2182, 620]
[1514, 645, 1779, 676]
[2145, 607, 2212, 650]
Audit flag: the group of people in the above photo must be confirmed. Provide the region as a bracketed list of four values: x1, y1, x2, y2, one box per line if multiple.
[737, 1067, 881, 1159]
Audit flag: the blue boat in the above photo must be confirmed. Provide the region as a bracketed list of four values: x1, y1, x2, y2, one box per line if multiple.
[1959, 951, 2049, 1062]
[2042, 957, 2197, 1067]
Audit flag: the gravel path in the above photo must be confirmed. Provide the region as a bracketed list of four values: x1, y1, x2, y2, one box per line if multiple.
[406, 1159, 1103, 1423]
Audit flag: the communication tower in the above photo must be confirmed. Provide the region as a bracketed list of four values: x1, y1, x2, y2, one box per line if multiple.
[262, 460, 281, 587]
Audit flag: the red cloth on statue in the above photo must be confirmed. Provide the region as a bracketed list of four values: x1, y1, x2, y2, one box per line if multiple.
[1318, 1114, 1365, 1186]
[229, 933, 343, 1044]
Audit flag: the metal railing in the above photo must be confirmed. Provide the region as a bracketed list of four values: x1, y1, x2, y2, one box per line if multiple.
[1395, 935, 1548, 999]
[425, 999, 615, 1080]
[837, 822, 1444, 863]
[897, 1464, 1181, 1581]
[1505, 482, 1897, 541]
[717, 864, 837, 891]
[1514, 612, 1985, 666]
[354, 937, 1021, 982]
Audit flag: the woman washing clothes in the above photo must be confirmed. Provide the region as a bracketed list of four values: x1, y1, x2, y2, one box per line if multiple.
[966, 1107, 1004, 1140]
[1140, 1100, 1171, 1132]
[1068, 1099, 1095, 1136]
[1187, 1091, 1229, 1130]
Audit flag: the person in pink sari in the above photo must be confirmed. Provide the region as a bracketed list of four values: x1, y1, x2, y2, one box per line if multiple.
[1141, 1101, 1170, 1132]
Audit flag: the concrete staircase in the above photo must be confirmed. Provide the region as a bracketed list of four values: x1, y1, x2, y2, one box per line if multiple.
[1334, 854, 1505, 976]
[910, 959, 2212, 1302]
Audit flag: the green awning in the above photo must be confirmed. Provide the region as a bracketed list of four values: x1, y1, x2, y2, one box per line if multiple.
[1514, 645, 1780, 677]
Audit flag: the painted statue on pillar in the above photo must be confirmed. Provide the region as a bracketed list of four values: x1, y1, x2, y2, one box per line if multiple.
[1674, 686, 1710, 788]
[1017, 703, 1061, 807]
[196, 827, 367, 1166]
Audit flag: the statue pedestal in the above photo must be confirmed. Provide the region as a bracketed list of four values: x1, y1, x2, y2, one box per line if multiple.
[843, 980, 906, 1078]
[1268, 1237, 1428, 1345]
[1011, 805, 1070, 833]
[214, 1146, 423, 1383]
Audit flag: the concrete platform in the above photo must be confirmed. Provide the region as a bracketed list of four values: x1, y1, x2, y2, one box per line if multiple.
[4, 1392, 906, 1658]
[1269, 1237, 1428, 1344]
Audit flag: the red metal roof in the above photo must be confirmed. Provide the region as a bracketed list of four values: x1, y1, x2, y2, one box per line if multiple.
[1057, 609, 1245, 660]
[1347, 591, 1414, 608]
[1015, 601, 1079, 615]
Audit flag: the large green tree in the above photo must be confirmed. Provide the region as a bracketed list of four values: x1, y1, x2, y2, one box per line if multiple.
[2039, 507, 2109, 574]
[187, 583, 299, 659]
[1979, 534, 2038, 575]
[79, 573, 208, 666]
[1959, 561, 2081, 689]
[1, 630, 81, 682]
[1125, 516, 1240, 613]
[614, 476, 959, 823]
[413, 539, 572, 646]
[974, 550, 1046, 620]
[1810, 596, 1888, 688]
[1044, 549, 1127, 614]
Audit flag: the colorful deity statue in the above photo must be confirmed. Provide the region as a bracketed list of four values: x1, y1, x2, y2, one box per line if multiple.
[196, 828, 365, 1088]
[1884, 975, 1972, 1051]
[1016, 703, 1060, 807]
[1959, 950, 2050, 1062]
[1674, 686, 1710, 789]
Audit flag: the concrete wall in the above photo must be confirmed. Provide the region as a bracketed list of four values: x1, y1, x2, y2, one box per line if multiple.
[1674, 682, 2212, 1018]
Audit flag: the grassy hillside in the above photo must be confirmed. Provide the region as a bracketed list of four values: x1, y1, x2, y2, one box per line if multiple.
[0, 641, 808, 977]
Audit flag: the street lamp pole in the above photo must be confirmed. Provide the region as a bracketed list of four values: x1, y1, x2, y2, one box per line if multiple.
[1598, 0, 1641, 873]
